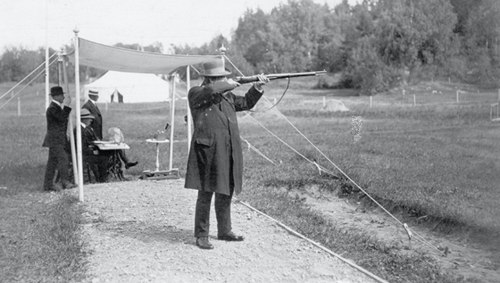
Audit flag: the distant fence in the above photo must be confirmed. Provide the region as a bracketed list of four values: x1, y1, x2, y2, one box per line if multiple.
[491, 103, 500, 122]
[361, 88, 500, 120]
[395, 89, 499, 106]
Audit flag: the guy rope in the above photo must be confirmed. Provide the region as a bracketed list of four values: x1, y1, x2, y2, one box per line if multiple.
[223, 55, 447, 258]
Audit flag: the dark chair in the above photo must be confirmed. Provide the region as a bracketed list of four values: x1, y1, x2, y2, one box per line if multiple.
[105, 151, 125, 181]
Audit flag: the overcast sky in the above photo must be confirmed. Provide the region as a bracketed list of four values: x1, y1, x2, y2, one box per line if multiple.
[0, 0, 353, 52]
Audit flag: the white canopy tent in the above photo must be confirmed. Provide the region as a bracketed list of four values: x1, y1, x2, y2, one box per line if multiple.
[84, 71, 171, 103]
[70, 35, 220, 201]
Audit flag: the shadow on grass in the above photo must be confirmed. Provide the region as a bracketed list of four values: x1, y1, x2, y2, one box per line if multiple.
[0, 163, 46, 193]
[96, 221, 192, 245]
[0, 192, 87, 283]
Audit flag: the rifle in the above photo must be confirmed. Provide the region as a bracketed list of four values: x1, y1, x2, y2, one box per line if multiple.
[234, 70, 326, 84]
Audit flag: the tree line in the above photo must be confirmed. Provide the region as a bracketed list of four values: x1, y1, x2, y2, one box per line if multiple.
[1, 0, 499, 95]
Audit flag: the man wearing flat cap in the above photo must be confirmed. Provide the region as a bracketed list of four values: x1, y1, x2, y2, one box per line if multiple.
[78, 108, 109, 182]
[42, 86, 73, 191]
[82, 90, 103, 139]
[184, 57, 269, 249]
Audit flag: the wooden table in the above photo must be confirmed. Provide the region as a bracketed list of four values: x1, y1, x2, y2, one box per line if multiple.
[93, 141, 130, 180]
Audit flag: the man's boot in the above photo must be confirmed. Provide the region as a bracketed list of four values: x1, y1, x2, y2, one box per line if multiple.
[196, 236, 214, 249]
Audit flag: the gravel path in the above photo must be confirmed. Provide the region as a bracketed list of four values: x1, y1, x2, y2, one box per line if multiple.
[79, 179, 376, 283]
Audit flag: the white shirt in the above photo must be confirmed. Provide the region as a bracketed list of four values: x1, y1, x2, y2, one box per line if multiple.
[51, 99, 63, 109]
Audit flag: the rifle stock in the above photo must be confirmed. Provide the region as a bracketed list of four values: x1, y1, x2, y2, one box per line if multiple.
[235, 70, 326, 84]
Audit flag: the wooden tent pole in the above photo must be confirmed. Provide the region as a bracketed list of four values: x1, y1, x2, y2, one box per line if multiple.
[44, 0, 50, 110]
[74, 28, 84, 202]
[61, 48, 78, 185]
[186, 66, 192, 149]
[168, 74, 176, 171]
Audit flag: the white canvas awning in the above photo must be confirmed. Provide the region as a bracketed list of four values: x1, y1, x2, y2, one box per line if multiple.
[69, 38, 219, 74]
[71, 36, 213, 201]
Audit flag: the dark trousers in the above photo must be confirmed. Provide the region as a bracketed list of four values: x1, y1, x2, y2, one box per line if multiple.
[194, 190, 233, 238]
[43, 145, 69, 190]
[84, 154, 109, 183]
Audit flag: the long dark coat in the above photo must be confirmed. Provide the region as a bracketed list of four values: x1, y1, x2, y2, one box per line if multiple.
[185, 83, 263, 196]
[82, 100, 103, 139]
[42, 101, 72, 148]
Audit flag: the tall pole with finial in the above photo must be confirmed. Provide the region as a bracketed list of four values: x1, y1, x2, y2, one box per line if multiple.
[186, 65, 192, 149]
[62, 47, 78, 185]
[219, 43, 227, 63]
[73, 28, 84, 201]
[45, 0, 50, 109]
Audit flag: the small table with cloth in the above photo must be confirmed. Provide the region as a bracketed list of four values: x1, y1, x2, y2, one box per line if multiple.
[93, 141, 130, 180]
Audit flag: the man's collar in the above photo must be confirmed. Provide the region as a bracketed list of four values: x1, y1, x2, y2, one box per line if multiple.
[52, 100, 63, 108]
[80, 122, 86, 128]
[88, 99, 96, 105]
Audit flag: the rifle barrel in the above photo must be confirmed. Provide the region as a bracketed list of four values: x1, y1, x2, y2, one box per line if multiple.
[235, 70, 326, 84]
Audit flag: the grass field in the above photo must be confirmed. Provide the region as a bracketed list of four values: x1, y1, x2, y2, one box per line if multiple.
[1, 79, 499, 282]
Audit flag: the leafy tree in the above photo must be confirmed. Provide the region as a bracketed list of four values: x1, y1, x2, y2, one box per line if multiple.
[450, 0, 500, 85]
[233, 8, 271, 70]
[267, 0, 332, 72]
[233, 0, 335, 73]
[374, 0, 457, 69]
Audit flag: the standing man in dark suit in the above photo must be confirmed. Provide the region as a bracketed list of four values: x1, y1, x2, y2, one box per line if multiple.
[185, 57, 268, 249]
[42, 86, 73, 191]
[82, 90, 103, 139]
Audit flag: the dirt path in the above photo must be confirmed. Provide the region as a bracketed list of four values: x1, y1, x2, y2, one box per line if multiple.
[79, 179, 377, 283]
[294, 186, 500, 283]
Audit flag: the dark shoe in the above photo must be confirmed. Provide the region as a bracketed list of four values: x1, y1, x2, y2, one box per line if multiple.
[44, 184, 62, 192]
[125, 161, 138, 169]
[218, 231, 244, 241]
[196, 237, 214, 249]
[62, 182, 77, 189]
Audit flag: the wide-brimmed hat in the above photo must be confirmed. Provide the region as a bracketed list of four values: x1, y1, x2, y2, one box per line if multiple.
[199, 58, 231, 77]
[80, 108, 95, 120]
[50, 86, 64, 96]
[88, 90, 99, 97]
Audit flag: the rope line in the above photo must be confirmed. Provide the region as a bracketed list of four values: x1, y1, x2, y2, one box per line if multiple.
[223, 56, 444, 255]
[0, 56, 58, 110]
[241, 138, 277, 165]
[0, 52, 57, 101]
[236, 199, 389, 283]
[277, 111, 445, 253]
[223, 55, 244, 77]
[242, 115, 339, 178]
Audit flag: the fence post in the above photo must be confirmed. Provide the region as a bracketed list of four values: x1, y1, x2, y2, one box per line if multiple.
[456, 90, 460, 103]
[402, 89, 405, 105]
[17, 97, 21, 116]
[498, 89, 500, 102]
[413, 94, 416, 106]
[323, 96, 326, 108]
[369, 95, 373, 108]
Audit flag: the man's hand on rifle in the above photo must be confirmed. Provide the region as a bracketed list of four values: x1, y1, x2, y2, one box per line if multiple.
[253, 74, 269, 92]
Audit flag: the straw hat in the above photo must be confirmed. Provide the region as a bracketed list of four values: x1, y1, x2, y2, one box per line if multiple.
[88, 90, 99, 97]
[80, 108, 95, 120]
[200, 58, 231, 77]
